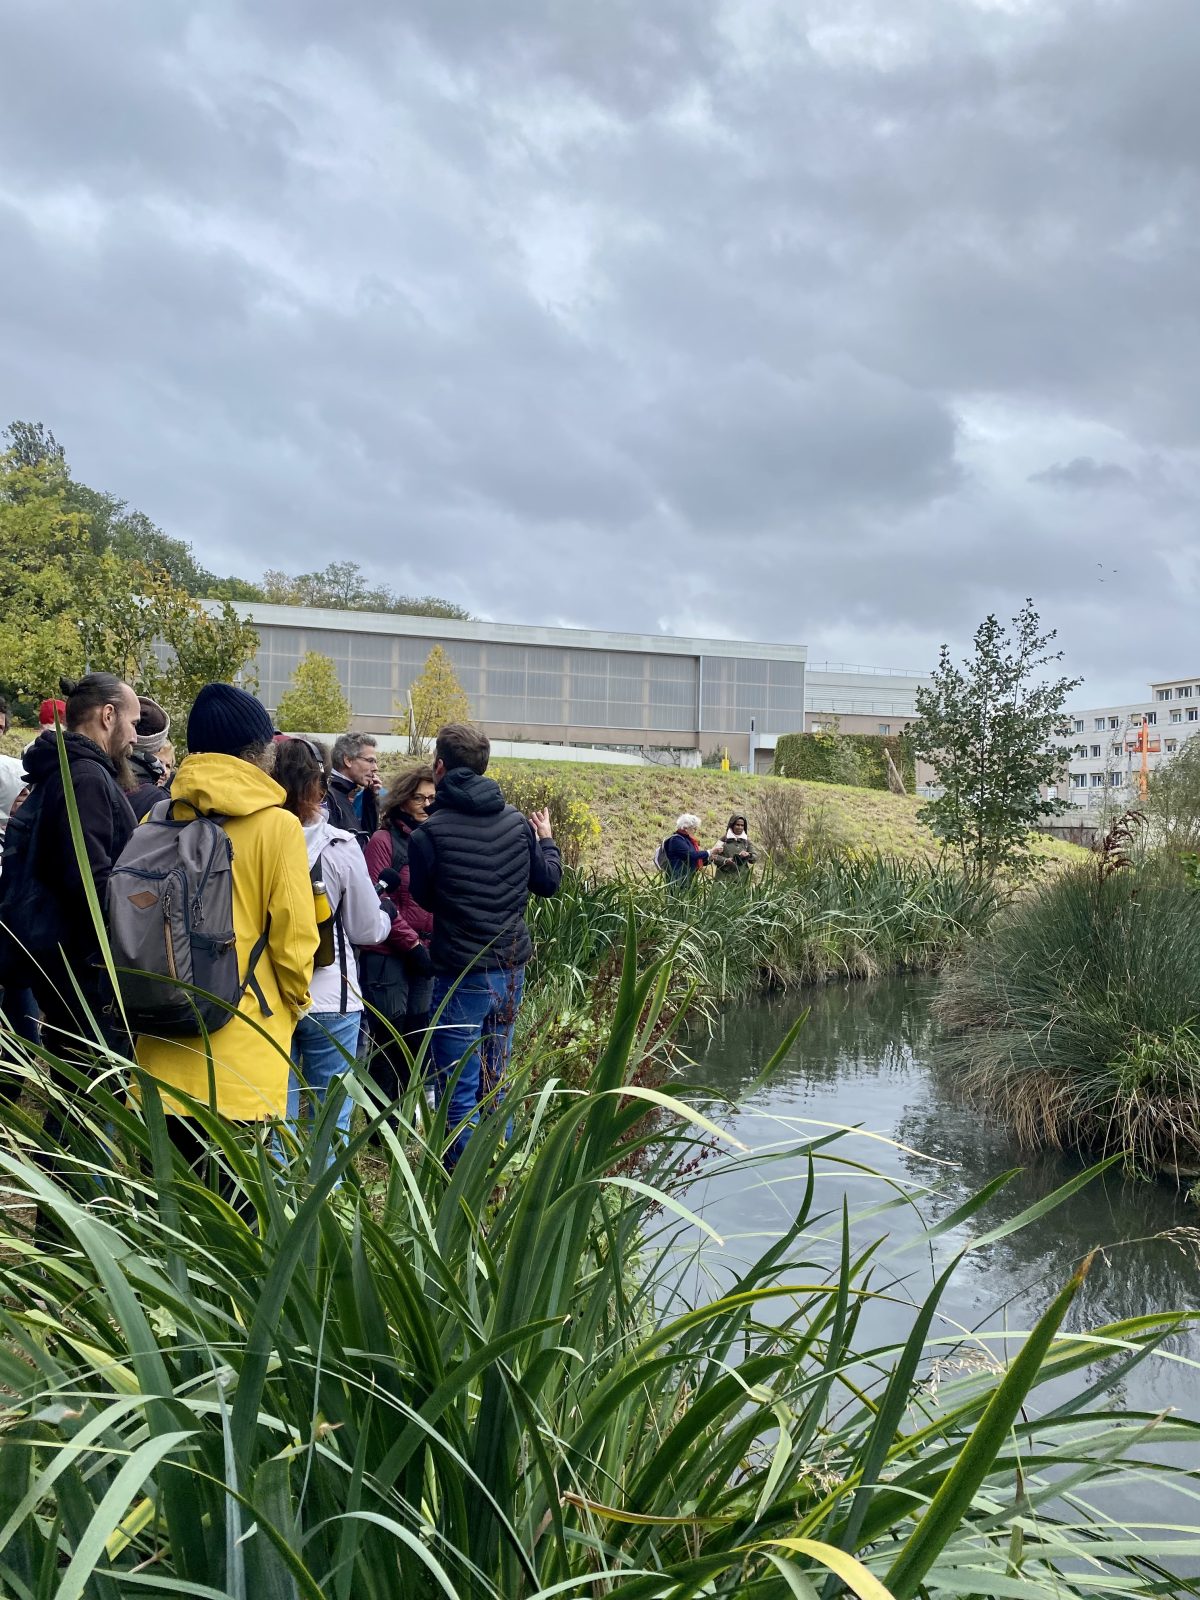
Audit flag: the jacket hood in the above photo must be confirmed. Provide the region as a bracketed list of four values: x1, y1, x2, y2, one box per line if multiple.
[302, 816, 356, 869]
[169, 752, 287, 818]
[434, 767, 506, 816]
[23, 730, 116, 786]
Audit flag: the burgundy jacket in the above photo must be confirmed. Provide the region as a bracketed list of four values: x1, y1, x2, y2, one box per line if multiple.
[364, 819, 434, 955]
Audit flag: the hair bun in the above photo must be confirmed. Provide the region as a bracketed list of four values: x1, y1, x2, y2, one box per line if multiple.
[58, 676, 79, 697]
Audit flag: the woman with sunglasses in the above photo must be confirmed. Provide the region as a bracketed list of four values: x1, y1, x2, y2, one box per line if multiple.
[361, 765, 437, 1101]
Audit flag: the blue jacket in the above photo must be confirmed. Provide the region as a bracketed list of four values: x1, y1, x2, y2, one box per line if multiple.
[662, 831, 709, 883]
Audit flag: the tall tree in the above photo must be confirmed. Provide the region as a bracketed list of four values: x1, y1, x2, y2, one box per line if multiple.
[0, 453, 89, 699]
[275, 651, 352, 733]
[908, 599, 1081, 884]
[398, 645, 471, 755]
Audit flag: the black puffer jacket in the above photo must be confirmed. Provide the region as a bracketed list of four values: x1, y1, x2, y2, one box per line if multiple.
[408, 768, 562, 975]
[21, 731, 136, 955]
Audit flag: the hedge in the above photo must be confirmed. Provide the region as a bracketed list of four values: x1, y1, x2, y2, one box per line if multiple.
[772, 731, 915, 790]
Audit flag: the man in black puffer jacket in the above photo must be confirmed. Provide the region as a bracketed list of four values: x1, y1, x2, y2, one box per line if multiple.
[408, 722, 561, 1166]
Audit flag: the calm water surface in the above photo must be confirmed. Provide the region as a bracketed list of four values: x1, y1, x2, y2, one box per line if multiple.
[686, 974, 1200, 1427]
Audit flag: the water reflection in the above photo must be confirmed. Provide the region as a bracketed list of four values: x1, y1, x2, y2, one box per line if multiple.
[685, 976, 1200, 1418]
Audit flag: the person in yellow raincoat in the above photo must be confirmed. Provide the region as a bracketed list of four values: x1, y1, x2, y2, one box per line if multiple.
[134, 684, 318, 1156]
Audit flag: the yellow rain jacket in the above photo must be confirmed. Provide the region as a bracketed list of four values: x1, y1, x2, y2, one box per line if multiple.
[134, 753, 318, 1120]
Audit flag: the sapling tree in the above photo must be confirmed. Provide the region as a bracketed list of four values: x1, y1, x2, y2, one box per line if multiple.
[909, 599, 1081, 884]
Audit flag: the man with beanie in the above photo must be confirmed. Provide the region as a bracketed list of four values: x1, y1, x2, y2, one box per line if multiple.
[408, 722, 561, 1167]
[134, 683, 318, 1173]
[123, 697, 172, 820]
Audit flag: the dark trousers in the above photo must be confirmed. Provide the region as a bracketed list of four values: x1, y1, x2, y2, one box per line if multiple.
[367, 1009, 432, 1102]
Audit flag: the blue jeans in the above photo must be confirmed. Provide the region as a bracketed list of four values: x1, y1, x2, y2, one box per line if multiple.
[430, 965, 525, 1167]
[288, 1011, 362, 1149]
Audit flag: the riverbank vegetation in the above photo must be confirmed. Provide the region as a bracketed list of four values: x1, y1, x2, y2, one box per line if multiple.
[935, 837, 1200, 1178]
[1, 935, 1198, 1597]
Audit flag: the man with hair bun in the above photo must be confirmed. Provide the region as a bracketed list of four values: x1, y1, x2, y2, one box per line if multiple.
[2, 672, 140, 1053]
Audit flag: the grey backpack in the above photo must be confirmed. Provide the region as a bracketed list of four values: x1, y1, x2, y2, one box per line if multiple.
[107, 799, 271, 1035]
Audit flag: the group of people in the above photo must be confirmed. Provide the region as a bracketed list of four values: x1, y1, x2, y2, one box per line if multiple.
[0, 673, 562, 1185]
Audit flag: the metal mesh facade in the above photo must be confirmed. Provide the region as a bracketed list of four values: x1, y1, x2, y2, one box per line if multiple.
[247, 617, 808, 741]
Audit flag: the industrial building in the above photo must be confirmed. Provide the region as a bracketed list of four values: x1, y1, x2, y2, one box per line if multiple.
[221, 602, 934, 772]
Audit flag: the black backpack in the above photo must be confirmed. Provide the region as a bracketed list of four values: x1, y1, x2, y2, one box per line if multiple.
[0, 786, 71, 987]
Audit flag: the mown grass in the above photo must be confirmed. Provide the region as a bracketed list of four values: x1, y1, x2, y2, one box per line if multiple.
[1, 930, 1199, 1597]
[935, 857, 1200, 1177]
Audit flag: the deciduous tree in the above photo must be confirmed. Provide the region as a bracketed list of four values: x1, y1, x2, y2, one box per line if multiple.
[275, 651, 352, 733]
[397, 645, 471, 756]
[908, 599, 1081, 884]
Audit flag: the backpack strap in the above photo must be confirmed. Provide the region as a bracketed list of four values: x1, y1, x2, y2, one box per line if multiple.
[241, 916, 273, 1017]
[315, 845, 351, 1014]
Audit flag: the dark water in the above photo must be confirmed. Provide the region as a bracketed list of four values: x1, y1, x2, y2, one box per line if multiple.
[685, 976, 1200, 1468]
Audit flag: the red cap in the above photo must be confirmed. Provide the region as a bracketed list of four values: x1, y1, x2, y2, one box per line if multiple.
[38, 698, 66, 726]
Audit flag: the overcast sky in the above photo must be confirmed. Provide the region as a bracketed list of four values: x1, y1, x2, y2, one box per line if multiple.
[2, 0, 1197, 702]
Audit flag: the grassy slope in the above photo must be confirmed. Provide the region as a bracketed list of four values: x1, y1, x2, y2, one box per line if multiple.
[483, 756, 1086, 874]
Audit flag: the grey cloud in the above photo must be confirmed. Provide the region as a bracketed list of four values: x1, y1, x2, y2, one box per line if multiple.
[1, 0, 1199, 703]
[1029, 457, 1136, 491]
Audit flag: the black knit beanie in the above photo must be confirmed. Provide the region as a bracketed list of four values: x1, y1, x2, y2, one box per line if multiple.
[187, 683, 274, 757]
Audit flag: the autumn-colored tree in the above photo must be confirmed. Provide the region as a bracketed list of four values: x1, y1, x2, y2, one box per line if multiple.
[396, 645, 471, 756]
[275, 651, 352, 733]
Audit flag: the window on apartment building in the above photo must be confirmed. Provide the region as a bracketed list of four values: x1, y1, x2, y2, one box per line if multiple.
[1090, 744, 1101, 757]
[1109, 716, 1120, 729]
[1109, 772, 1122, 786]
[1072, 773, 1087, 787]
[1094, 716, 1105, 730]
[1166, 739, 1178, 753]
[1091, 773, 1105, 786]
[1073, 719, 1084, 733]
[1145, 711, 1157, 724]
[1189, 708, 1199, 722]
[878, 723, 890, 735]
[1171, 710, 1183, 723]
[1179, 687, 1193, 699]
[1157, 689, 1172, 701]
[1075, 743, 1088, 757]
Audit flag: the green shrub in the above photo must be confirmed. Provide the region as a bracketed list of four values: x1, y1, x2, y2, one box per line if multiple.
[490, 764, 602, 868]
[773, 729, 915, 788]
[935, 857, 1200, 1173]
[0, 934, 1196, 1597]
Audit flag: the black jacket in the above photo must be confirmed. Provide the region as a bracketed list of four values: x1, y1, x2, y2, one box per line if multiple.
[325, 771, 377, 844]
[408, 768, 561, 975]
[20, 731, 137, 955]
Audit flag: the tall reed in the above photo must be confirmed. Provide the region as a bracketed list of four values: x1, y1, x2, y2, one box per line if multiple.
[935, 857, 1200, 1173]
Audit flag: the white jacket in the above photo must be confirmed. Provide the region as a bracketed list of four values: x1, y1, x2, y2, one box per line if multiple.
[302, 819, 391, 1013]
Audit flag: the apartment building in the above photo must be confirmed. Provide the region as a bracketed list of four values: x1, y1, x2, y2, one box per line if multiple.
[1058, 676, 1200, 807]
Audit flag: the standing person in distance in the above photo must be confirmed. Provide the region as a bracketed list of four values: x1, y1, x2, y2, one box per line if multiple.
[660, 813, 718, 885]
[324, 732, 380, 846]
[713, 813, 756, 876]
[361, 765, 437, 1099]
[273, 737, 392, 1150]
[408, 723, 561, 1168]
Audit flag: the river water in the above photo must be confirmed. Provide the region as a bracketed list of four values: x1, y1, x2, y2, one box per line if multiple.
[686, 974, 1200, 1434]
